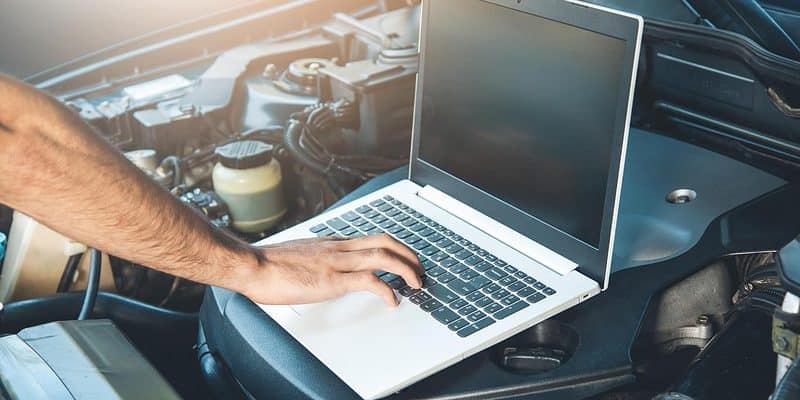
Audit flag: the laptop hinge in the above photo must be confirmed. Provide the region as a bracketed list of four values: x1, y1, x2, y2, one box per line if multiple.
[417, 185, 578, 276]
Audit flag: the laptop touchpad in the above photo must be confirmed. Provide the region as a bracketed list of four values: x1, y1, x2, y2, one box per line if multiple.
[290, 292, 390, 327]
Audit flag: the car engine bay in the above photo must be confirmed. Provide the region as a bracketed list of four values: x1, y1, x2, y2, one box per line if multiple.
[1, 0, 800, 399]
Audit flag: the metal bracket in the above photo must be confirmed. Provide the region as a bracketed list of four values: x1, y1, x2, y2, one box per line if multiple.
[772, 310, 800, 359]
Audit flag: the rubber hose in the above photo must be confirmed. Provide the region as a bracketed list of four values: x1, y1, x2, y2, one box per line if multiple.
[57, 253, 83, 293]
[284, 120, 330, 176]
[77, 248, 101, 320]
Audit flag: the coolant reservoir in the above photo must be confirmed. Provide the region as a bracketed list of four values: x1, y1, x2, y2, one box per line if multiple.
[213, 141, 286, 233]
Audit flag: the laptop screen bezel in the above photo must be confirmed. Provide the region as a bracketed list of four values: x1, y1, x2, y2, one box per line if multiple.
[408, 0, 643, 289]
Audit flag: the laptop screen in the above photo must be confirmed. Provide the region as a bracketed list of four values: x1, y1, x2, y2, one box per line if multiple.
[417, 0, 628, 249]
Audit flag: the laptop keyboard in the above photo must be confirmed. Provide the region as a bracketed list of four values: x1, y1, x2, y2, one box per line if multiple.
[309, 195, 558, 338]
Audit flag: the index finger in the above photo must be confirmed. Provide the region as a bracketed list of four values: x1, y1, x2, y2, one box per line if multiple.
[335, 234, 422, 274]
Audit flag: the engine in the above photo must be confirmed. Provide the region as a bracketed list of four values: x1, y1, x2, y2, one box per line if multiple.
[1, 5, 420, 310]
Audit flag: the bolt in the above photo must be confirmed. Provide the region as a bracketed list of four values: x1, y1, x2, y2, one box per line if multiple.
[776, 336, 790, 351]
[262, 64, 279, 80]
[697, 315, 710, 325]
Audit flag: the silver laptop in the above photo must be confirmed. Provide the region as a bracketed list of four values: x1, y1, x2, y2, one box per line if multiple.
[257, 0, 642, 398]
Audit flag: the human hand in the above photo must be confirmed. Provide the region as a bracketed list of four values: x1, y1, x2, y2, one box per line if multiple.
[241, 234, 423, 307]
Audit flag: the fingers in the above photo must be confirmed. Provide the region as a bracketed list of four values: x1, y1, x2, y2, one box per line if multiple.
[334, 234, 422, 272]
[339, 247, 423, 289]
[344, 272, 399, 307]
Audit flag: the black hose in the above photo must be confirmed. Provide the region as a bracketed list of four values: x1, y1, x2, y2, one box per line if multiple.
[774, 356, 800, 399]
[77, 248, 101, 320]
[56, 253, 83, 293]
[284, 120, 331, 176]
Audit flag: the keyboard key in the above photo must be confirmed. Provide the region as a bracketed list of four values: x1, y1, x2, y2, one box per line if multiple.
[396, 230, 413, 239]
[386, 209, 402, 217]
[465, 255, 482, 266]
[459, 239, 471, 247]
[421, 259, 437, 271]
[494, 259, 507, 267]
[356, 205, 372, 214]
[410, 223, 427, 233]
[476, 297, 494, 308]
[517, 287, 537, 298]
[404, 235, 422, 245]
[503, 265, 518, 273]
[446, 244, 463, 254]
[467, 311, 486, 322]
[486, 254, 497, 262]
[483, 284, 501, 294]
[382, 195, 394, 201]
[458, 305, 477, 316]
[477, 249, 488, 257]
[379, 220, 396, 230]
[508, 282, 526, 292]
[438, 239, 454, 248]
[437, 273, 457, 284]
[451, 234, 462, 241]
[514, 271, 527, 279]
[467, 244, 479, 252]
[421, 247, 440, 257]
[428, 267, 446, 277]
[451, 299, 468, 309]
[428, 285, 459, 303]
[457, 317, 496, 337]
[524, 277, 537, 285]
[342, 211, 360, 222]
[468, 276, 492, 290]
[491, 289, 510, 300]
[449, 319, 470, 331]
[466, 292, 485, 302]
[395, 214, 410, 222]
[534, 282, 546, 290]
[364, 211, 380, 219]
[438, 256, 456, 265]
[310, 224, 327, 233]
[399, 286, 420, 297]
[413, 241, 431, 251]
[485, 268, 508, 280]
[317, 228, 335, 237]
[476, 261, 493, 272]
[543, 287, 557, 296]
[377, 204, 393, 213]
[459, 270, 479, 280]
[410, 294, 427, 304]
[369, 199, 386, 207]
[360, 223, 377, 232]
[341, 227, 358, 236]
[421, 276, 438, 288]
[494, 301, 529, 319]
[527, 292, 546, 303]
[352, 218, 368, 227]
[388, 225, 405, 234]
[401, 218, 417, 227]
[450, 263, 468, 274]
[501, 295, 520, 306]
[485, 302, 503, 313]
[448, 280, 476, 296]
[499, 276, 517, 286]
[420, 299, 443, 312]
[432, 307, 460, 324]
[419, 228, 435, 237]
[428, 233, 444, 243]
[455, 250, 472, 260]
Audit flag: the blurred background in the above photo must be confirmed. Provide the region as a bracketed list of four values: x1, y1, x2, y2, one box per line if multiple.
[0, 0, 256, 78]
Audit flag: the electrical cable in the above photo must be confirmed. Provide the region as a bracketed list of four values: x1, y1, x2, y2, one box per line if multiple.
[56, 253, 83, 293]
[77, 248, 101, 320]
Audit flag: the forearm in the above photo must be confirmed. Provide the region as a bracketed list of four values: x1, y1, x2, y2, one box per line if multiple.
[0, 75, 260, 293]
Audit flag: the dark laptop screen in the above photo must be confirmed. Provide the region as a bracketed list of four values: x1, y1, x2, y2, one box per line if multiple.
[417, 0, 628, 248]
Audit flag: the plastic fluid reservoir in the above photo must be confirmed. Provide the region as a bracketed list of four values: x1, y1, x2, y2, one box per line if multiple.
[213, 141, 286, 233]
